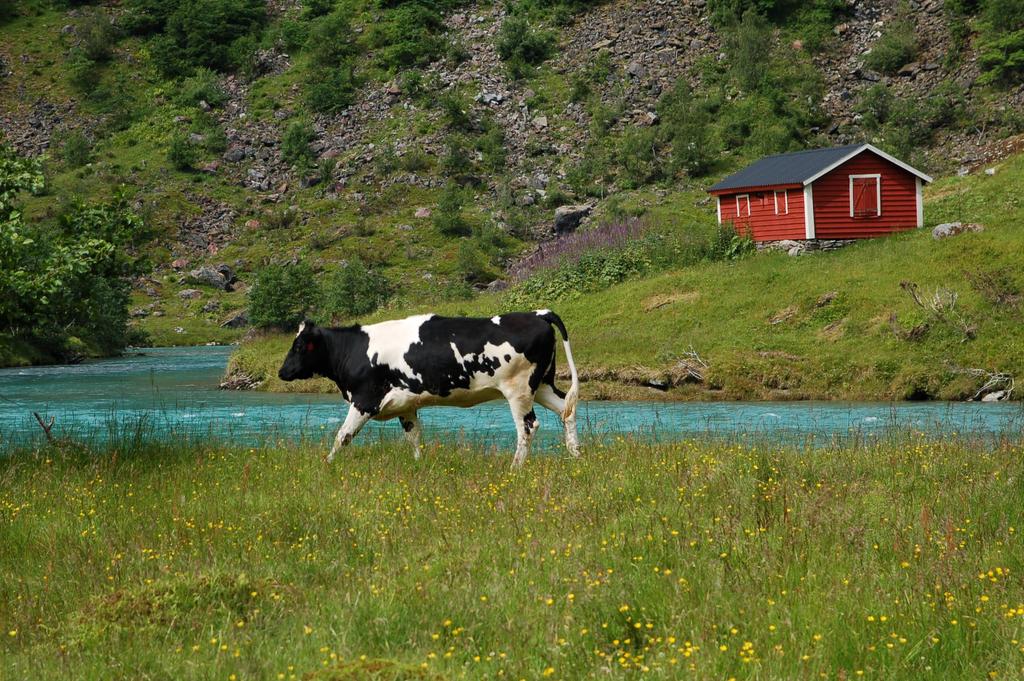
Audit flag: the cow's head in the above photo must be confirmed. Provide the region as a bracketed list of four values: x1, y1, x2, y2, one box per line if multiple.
[278, 320, 324, 381]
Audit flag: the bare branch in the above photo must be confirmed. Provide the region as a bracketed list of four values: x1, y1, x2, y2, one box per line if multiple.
[32, 412, 55, 442]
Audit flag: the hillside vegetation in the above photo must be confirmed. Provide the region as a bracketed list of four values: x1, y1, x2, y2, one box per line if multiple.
[1, 0, 1023, 362]
[229, 146, 1024, 401]
[3, 434, 1024, 679]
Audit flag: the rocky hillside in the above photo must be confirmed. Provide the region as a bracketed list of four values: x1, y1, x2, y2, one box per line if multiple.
[1, 0, 1022, 347]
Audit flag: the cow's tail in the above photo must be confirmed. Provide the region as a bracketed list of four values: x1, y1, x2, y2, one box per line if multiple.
[539, 310, 579, 421]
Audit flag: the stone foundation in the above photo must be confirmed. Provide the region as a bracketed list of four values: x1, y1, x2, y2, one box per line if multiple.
[757, 239, 857, 255]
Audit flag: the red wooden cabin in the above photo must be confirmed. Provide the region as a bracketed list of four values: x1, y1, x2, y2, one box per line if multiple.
[707, 144, 932, 242]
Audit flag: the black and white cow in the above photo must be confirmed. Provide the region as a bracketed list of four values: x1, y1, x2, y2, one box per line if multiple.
[277, 309, 580, 466]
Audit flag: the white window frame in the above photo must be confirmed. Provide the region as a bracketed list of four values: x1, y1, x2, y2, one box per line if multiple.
[849, 174, 881, 218]
[735, 194, 751, 218]
[774, 190, 789, 215]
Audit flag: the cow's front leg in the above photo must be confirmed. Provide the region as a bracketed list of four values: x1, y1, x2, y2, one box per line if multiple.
[398, 412, 423, 460]
[327, 405, 371, 463]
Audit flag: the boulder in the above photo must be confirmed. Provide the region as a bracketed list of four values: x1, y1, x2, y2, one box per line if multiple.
[932, 222, 984, 239]
[171, 258, 189, 270]
[554, 204, 593, 234]
[981, 390, 1008, 402]
[220, 310, 250, 328]
[223, 147, 246, 163]
[215, 263, 237, 285]
[188, 265, 231, 290]
[178, 288, 203, 300]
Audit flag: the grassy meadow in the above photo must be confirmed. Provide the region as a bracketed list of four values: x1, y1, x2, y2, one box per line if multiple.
[3, 433, 1024, 679]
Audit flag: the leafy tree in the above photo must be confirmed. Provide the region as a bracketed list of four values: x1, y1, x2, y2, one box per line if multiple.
[248, 262, 318, 329]
[320, 258, 391, 320]
[0, 146, 148, 357]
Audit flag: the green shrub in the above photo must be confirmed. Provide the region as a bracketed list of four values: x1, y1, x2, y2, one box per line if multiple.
[724, 9, 772, 90]
[496, 16, 555, 78]
[267, 18, 309, 53]
[433, 182, 471, 237]
[144, 0, 267, 76]
[369, 2, 445, 72]
[61, 130, 92, 168]
[66, 48, 101, 92]
[441, 135, 474, 178]
[863, 16, 918, 74]
[75, 9, 119, 62]
[658, 82, 716, 177]
[306, 64, 358, 114]
[319, 157, 337, 186]
[191, 114, 229, 154]
[396, 148, 428, 172]
[476, 119, 507, 172]
[319, 258, 391, 320]
[456, 241, 497, 284]
[978, 29, 1024, 85]
[303, 0, 336, 18]
[440, 92, 474, 131]
[177, 67, 228, 107]
[167, 134, 198, 171]
[446, 39, 470, 66]
[248, 262, 318, 329]
[308, 7, 357, 68]
[616, 127, 665, 188]
[281, 120, 314, 169]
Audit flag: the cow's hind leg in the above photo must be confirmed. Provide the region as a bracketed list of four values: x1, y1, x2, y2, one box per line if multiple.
[506, 394, 539, 468]
[535, 384, 580, 458]
[327, 405, 371, 463]
[398, 413, 423, 460]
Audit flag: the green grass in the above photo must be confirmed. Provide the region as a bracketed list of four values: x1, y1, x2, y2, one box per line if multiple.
[3, 433, 1024, 679]
[232, 150, 1024, 400]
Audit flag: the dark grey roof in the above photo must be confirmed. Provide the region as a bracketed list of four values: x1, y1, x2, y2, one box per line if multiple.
[707, 144, 866, 192]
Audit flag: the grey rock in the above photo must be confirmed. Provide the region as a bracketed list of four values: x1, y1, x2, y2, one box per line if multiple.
[174, 326, 186, 334]
[981, 390, 1008, 402]
[932, 222, 984, 239]
[486, 279, 508, 292]
[787, 246, 805, 256]
[179, 288, 203, 300]
[202, 300, 220, 313]
[554, 204, 593, 234]
[215, 263, 237, 285]
[220, 310, 250, 329]
[223, 147, 246, 162]
[188, 266, 230, 290]
[130, 307, 150, 318]
[625, 61, 647, 78]
[985, 167, 996, 176]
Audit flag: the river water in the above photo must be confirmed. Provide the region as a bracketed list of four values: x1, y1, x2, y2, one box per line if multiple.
[1, 346, 1021, 450]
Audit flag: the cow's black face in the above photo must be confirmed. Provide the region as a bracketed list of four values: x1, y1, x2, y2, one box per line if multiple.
[278, 321, 321, 381]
